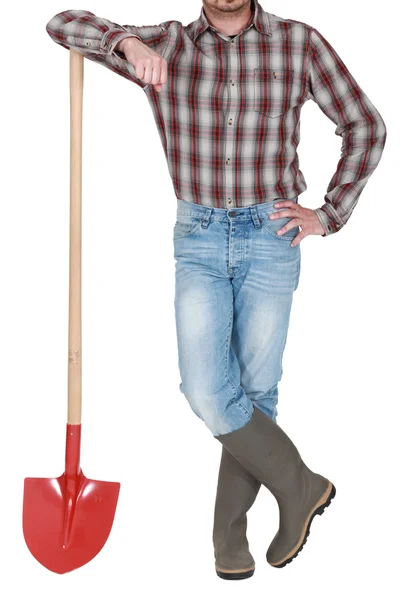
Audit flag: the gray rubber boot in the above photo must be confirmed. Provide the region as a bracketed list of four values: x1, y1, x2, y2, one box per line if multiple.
[215, 406, 336, 568]
[213, 446, 261, 580]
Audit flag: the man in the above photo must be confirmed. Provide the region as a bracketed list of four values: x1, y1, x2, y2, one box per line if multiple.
[46, 0, 386, 580]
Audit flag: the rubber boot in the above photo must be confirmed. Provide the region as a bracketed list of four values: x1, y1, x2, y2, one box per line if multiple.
[215, 406, 336, 568]
[213, 446, 261, 579]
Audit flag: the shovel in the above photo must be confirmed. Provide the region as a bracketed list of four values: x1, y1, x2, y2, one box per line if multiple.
[23, 49, 121, 574]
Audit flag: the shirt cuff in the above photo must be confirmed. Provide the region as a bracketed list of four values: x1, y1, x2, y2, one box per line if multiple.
[100, 29, 142, 55]
[315, 202, 344, 237]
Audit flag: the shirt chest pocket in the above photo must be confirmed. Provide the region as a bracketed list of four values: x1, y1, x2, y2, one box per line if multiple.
[253, 68, 300, 118]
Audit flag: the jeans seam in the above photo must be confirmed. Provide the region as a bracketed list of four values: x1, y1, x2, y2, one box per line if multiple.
[235, 401, 254, 420]
[225, 301, 236, 397]
[225, 297, 253, 420]
[277, 327, 290, 382]
[294, 250, 301, 290]
[173, 219, 202, 241]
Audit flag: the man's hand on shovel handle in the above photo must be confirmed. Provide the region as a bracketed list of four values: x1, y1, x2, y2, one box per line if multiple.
[116, 37, 168, 92]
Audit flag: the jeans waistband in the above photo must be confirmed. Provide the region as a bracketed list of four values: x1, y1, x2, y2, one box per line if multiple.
[176, 197, 298, 222]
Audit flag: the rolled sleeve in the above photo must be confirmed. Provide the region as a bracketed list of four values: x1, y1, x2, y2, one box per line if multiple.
[100, 29, 142, 55]
[46, 10, 168, 87]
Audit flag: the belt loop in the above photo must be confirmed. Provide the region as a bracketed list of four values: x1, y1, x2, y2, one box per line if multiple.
[201, 207, 213, 228]
[250, 206, 261, 229]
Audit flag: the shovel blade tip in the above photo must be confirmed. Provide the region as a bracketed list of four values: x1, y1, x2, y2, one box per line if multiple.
[23, 473, 120, 574]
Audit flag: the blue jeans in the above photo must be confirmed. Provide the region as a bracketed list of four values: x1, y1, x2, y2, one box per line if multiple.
[173, 198, 301, 436]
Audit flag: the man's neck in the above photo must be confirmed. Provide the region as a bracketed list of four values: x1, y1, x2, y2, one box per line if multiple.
[202, 0, 254, 36]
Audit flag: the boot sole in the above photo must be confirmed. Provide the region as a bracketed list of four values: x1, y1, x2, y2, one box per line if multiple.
[269, 480, 336, 568]
[216, 566, 255, 580]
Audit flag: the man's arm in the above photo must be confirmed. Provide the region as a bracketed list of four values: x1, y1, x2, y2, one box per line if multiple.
[306, 27, 387, 237]
[45, 10, 169, 88]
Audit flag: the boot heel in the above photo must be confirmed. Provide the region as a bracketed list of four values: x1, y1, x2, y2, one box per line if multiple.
[315, 483, 336, 516]
[270, 481, 336, 568]
[216, 567, 255, 580]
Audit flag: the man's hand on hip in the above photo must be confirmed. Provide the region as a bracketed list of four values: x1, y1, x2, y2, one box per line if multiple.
[269, 200, 325, 246]
[269, 199, 326, 246]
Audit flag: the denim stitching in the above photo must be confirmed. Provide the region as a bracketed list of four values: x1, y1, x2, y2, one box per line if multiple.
[277, 323, 291, 382]
[259, 217, 299, 242]
[294, 251, 301, 291]
[173, 219, 202, 241]
[225, 301, 236, 397]
[235, 400, 254, 420]
[225, 297, 253, 419]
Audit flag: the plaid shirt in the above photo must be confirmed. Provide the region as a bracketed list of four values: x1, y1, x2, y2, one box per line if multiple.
[46, 0, 387, 236]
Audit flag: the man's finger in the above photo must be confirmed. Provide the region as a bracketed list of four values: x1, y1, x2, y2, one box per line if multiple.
[160, 60, 168, 84]
[269, 208, 300, 220]
[290, 230, 308, 247]
[273, 200, 299, 209]
[276, 217, 302, 236]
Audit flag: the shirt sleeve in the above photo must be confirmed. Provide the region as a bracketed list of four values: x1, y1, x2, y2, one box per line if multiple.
[306, 27, 387, 237]
[45, 10, 170, 88]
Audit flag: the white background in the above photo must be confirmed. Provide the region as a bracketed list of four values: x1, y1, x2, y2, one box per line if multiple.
[1, 1, 398, 598]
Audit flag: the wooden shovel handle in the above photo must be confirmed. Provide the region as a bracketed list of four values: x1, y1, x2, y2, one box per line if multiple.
[68, 49, 84, 425]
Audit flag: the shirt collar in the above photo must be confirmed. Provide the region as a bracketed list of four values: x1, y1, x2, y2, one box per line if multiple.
[190, 0, 272, 42]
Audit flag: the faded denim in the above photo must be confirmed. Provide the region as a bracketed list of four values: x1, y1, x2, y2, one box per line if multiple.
[173, 197, 300, 436]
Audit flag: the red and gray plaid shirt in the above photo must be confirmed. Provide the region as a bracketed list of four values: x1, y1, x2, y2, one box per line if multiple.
[46, 0, 387, 236]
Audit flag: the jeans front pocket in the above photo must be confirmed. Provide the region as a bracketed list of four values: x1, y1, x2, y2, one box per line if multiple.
[173, 213, 203, 241]
[260, 198, 300, 241]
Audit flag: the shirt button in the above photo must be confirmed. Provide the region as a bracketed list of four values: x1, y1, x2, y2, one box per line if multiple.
[228, 118, 233, 125]
[226, 158, 230, 165]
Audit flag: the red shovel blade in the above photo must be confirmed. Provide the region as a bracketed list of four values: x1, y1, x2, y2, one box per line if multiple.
[23, 426, 120, 574]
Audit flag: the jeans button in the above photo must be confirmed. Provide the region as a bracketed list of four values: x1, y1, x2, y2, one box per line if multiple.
[229, 211, 237, 217]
